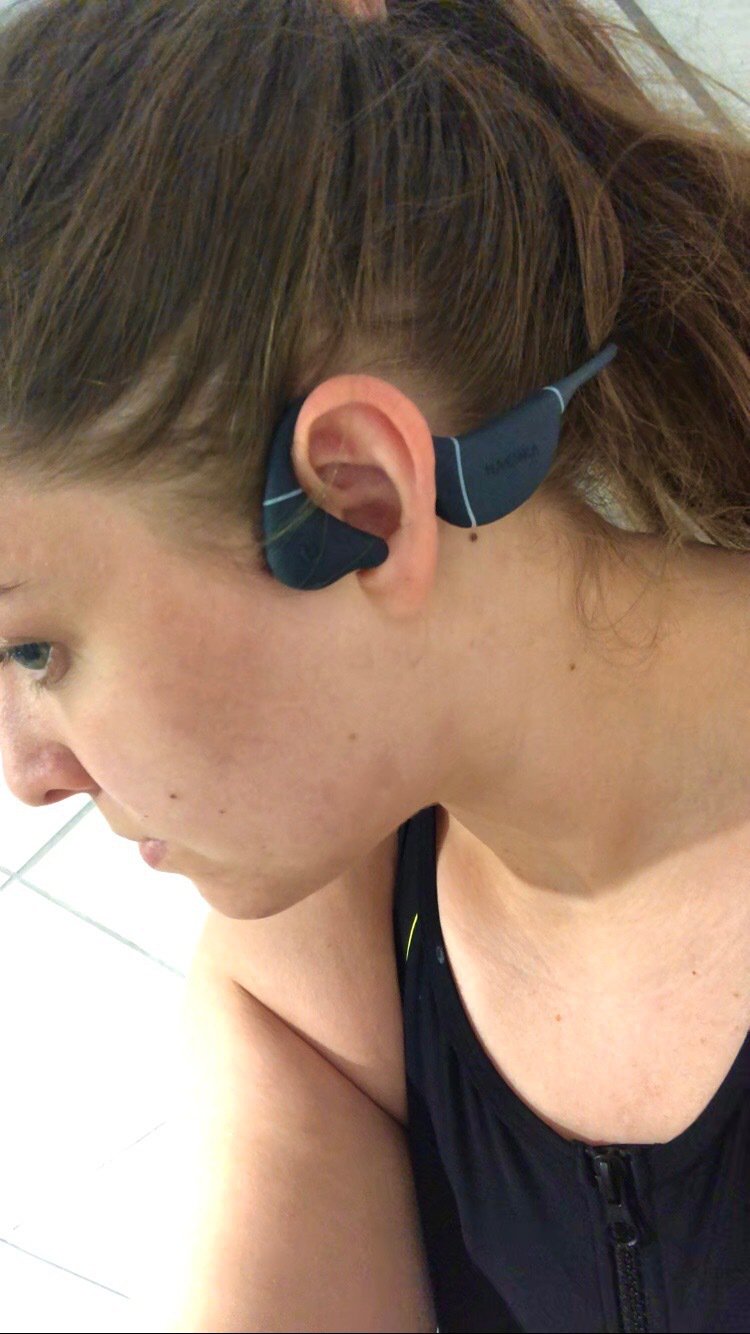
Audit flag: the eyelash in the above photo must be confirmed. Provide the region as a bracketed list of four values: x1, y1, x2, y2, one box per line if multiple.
[0, 642, 56, 692]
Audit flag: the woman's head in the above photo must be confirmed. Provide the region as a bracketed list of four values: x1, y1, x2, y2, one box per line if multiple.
[0, 0, 748, 915]
[0, 368, 592, 919]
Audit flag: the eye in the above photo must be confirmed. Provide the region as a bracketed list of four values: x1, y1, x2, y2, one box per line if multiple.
[0, 642, 58, 689]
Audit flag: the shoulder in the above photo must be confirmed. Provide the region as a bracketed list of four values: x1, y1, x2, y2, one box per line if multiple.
[197, 826, 408, 1123]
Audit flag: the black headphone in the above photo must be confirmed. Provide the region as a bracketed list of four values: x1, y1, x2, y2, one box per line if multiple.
[261, 342, 618, 589]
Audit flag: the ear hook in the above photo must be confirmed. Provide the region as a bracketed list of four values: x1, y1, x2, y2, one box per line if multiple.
[262, 343, 618, 589]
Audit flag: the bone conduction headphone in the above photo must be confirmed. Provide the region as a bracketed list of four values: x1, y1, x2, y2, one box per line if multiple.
[261, 341, 618, 590]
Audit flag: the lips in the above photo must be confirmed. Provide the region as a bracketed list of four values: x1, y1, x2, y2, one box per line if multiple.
[138, 838, 168, 868]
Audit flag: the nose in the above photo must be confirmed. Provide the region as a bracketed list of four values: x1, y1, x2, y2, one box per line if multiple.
[0, 684, 100, 807]
[1, 737, 98, 808]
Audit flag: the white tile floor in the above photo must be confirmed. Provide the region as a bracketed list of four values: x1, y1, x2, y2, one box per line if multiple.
[0, 785, 209, 1332]
[0, 3, 747, 1332]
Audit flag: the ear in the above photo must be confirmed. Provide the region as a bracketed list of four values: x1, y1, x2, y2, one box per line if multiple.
[290, 374, 439, 618]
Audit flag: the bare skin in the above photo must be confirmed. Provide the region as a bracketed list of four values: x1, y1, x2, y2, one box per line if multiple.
[1, 366, 749, 1142]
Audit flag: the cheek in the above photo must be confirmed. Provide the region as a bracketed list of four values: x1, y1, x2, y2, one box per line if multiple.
[91, 614, 381, 844]
[84, 651, 291, 818]
[80, 665, 215, 812]
[86, 658, 398, 895]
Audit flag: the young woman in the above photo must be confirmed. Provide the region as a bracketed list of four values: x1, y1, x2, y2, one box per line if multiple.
[0, 1, 748, 1330]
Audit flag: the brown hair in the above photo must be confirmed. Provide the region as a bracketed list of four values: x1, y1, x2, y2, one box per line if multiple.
[1, 0, 748, 600]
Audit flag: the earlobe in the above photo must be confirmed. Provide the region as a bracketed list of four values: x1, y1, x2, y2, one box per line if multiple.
[357, 495, 439, 621]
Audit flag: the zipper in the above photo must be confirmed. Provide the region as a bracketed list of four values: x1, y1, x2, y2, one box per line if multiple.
[588, 1147, 649, 1333]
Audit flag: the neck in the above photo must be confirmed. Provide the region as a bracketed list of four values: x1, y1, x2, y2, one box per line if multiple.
[435, 505, 750, 937]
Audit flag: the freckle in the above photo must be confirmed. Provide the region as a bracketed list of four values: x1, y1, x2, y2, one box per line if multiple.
[349, 732, 357, 741]
[733, 991, 740, 998]
[569, 662, 576, 671]
[469, 532, 478, 543]
[169, 793, 178, 799]
[555, 1013, 562, 1022]
[692, 969, 698, 975]
[218, 809, 226, 815]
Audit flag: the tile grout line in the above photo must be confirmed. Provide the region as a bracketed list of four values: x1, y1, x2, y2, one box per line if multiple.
[0, 1235, 129, 1300]
[0, 801, 187, 974]
[90, 1120, 170, 1176]
[3, 874, 185, 977]
[611, 0, 745, 132]
[6, 1120, 173, 1237]
[0, 799, 96, 888]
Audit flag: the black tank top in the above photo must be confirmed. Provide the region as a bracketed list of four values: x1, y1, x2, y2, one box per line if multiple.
[393, 804, 750, 1333]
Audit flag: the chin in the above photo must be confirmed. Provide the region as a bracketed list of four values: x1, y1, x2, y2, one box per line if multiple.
[189, 872, 303, 921]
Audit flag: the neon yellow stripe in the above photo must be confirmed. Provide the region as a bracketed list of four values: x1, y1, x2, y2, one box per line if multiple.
[405, 911, 419, 961]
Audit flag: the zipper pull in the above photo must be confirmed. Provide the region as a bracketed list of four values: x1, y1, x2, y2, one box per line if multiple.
[589, 1148, 640, 1246]
[589, 1148, 650, 1331]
